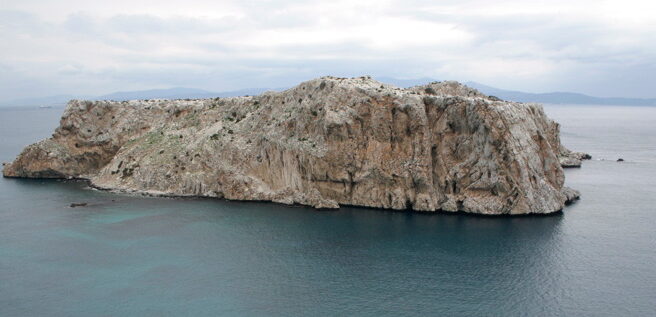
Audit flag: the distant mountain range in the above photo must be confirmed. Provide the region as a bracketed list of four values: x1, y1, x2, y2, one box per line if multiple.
[96, 87, 274, 101]
[376, 77, 656, 106]
[2, 78, 655, 108]
[0, 87, 276, 108]
[464, 82, 656, 106]
[0, 94, 92, 108]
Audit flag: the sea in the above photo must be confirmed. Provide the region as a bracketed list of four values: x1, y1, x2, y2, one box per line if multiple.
[1, 104, 655, 316]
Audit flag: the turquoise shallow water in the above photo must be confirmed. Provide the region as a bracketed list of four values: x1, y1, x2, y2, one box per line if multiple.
[1, 105, 655, 316]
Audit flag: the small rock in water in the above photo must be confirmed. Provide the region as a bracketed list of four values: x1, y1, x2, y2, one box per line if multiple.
[617, 158, 624, 162]
[70, 202, 88, 208]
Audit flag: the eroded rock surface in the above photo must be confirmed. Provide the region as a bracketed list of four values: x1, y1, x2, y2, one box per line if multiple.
[559, 148, 592, 168]
[3, 76, 584, 215]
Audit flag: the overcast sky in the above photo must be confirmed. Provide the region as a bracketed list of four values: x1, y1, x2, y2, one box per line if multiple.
[1, 0, 655, 100]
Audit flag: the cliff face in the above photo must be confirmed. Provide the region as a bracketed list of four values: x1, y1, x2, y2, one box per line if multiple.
[3, 76, 583, 215]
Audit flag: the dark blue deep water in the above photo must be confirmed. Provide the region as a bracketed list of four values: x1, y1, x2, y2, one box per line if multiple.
[1, 105, 655, 316]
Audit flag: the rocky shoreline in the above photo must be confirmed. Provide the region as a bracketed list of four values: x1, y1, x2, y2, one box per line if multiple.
[3, 76, 586, 215]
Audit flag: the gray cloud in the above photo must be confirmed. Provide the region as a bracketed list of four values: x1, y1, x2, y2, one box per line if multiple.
[0, 0, 655, 100]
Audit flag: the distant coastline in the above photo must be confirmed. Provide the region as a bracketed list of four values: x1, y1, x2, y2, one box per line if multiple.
[2, 77, 655, 108]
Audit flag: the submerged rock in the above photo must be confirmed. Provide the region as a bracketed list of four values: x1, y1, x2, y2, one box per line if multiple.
[3, 76, 584, 215]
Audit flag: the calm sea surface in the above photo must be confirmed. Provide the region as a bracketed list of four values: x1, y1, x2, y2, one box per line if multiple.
[1, 105, 655, 316]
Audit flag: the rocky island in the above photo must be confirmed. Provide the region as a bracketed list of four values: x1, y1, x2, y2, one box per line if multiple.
[3, 76, 587, 215]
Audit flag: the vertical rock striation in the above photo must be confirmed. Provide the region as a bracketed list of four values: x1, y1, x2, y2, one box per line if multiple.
[3, 76, 583, 215]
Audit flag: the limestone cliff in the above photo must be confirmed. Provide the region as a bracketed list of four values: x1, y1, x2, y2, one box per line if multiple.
[3, 76, 584, 215]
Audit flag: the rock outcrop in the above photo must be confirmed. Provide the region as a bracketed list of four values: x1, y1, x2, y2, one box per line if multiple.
[3, 76, 584, 215]
[559, 148, 592, 168]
